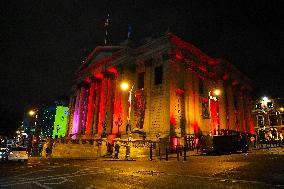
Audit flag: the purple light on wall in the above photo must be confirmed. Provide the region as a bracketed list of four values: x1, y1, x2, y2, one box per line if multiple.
[72, 111, 79, 138]
[72, 95, 80, 139]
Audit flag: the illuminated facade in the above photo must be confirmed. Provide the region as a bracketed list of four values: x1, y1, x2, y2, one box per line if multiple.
[252, 97, 284, 140]
[41, 106, 56, 138]
[65, 33, 254, 147]
[52, 106, 69, 139]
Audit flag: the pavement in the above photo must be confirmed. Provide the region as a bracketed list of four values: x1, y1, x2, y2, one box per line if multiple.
[2, 146, 284, 189]
[28, 145, 284, 162]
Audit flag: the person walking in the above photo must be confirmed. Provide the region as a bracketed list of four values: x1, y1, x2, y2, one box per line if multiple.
[114, 142, 120, 159]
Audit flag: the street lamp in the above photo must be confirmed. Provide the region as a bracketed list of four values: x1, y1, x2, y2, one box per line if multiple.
[120, 81, 133, 159]
[213, 89, 221, 96]
[120, 81, 133, 125]
[209, 89, 221, 135]
[29, 110, 36, 116]
[27, 109, 39, 156]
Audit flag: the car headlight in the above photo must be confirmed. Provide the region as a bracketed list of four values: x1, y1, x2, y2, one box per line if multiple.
[10, 152, 13, 155]
[0, 152, 2, 154]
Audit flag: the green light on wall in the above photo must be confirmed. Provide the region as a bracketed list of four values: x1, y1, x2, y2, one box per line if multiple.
[52, 106, 69, 139]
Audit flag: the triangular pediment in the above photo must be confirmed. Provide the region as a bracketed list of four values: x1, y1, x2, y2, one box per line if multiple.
[78, 46, 126, 71]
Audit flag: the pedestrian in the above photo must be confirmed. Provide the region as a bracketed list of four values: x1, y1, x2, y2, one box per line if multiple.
[114, 141, 120, 159]
[250, 135, 255, 148]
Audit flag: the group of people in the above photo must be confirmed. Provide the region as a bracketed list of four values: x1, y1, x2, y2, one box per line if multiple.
[107, 141, 120, 159]
[257, 128, 284, 146]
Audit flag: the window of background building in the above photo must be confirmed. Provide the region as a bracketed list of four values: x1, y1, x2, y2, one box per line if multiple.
[154, 65, 163, 85]
[269, 114, 277, 126]
[257, 115, 264, 127]
[198, 78, 204, 94]
[267, 102, 273, 108]
[255, 103, 262, 109]
[138, 72, 145, 89]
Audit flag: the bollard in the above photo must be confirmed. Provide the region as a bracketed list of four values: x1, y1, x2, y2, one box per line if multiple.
[149, 144, 153, 161]
[166, 148, 168, 161]
[125, 145, 130, 160]
[184, 145, 187, 161]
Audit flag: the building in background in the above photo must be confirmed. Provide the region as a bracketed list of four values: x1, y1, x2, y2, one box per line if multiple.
[252, 97, 284, 141]
[64, 33, 254, 152]
[41, 106, 56, 138]
[52, 106, 69, 139]
[17, 98, 69, 155]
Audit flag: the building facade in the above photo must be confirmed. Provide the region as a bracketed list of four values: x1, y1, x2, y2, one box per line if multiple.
[65, 33, 254, 149]
[252, 97, 284, 141]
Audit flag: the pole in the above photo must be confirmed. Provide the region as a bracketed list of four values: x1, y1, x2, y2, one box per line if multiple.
[184, 145, 187, 161]
[149, 143, 153, 161]
[165, 147, 168, 161]
[177, 145, 179, 161]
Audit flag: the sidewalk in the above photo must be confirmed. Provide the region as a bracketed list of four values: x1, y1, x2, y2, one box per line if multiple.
[28, 145, 284, 162]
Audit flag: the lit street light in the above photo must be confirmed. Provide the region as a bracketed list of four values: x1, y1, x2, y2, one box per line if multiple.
[209, 89, 221, 135]
[29, 110, 36, 116]
[120, 80, 133, 159]
[120, 81, 133, 124]
[27, 109, 39, 156]
[213, 89, 221, 96]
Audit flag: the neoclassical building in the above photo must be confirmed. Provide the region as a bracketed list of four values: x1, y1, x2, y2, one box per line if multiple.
[65, 33, 254, 149]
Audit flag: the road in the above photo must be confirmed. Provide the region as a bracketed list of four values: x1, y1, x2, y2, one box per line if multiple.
[1, 147, 284, 189]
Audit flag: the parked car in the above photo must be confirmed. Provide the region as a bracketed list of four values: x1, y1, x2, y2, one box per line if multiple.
[8, 146, 29, 162]
[201, 134, 249, 154]
[0, 147, 9, 162]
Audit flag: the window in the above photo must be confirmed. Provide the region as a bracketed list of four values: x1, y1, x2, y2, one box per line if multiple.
[255, 103, 262, 109]
[267, 102, 273, 108]
[257, 115, 264, 127]
[201, 102, 210, 119]
[138, 72, 145, 89]
[269, 114, 277, 126]
[154, 65, 163, 85]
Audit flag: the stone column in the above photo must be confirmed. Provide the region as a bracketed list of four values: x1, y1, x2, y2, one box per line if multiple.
[144, 64, 152, 137]
[78, 85, 86, 135]
[226, 85, 235, 130]
[183, 70, 190, 136]
[85, 83, 96, 136]
[236, 90, 245, 132]
[97, 77, 107, 135]
[66, 94, 75, 137]
[243, 91, 251, 133]
[216, 80, 227, 131]
[71, 89, 81, 138]
[92, 80, 102, 135]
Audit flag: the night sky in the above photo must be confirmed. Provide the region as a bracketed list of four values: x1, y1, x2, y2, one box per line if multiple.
[1, 0, 283, 134]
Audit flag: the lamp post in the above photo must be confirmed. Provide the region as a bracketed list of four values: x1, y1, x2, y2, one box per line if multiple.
[209, 89, 221, 135]
[120, 81, 133, 125]
[120, 81, 133, 159]
[28, 109, 39, 156]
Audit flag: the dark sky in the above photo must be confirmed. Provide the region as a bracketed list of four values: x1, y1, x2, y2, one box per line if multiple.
[0, 0, 283, 132]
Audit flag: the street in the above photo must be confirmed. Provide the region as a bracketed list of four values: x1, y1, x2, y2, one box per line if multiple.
[1, 147, 284, 189]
